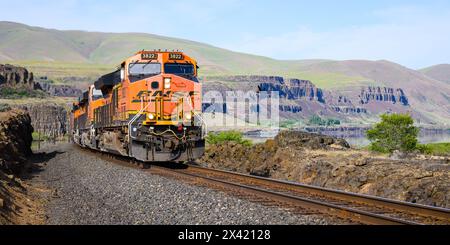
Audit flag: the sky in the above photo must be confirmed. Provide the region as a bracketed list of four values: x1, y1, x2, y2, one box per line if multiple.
[1, 0, 450, 68]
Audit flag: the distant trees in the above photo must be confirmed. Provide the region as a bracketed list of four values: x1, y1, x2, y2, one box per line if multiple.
[367, 113, 419, 153]
[308, 115, 341, 126]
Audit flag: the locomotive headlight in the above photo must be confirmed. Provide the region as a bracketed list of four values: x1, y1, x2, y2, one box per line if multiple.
[148, 113, 155, 120]
[164, 78, 171, 89]
[185, 113, 192, 120]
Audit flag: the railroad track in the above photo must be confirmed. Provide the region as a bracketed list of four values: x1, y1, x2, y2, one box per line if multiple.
[78, 146, 450, 225]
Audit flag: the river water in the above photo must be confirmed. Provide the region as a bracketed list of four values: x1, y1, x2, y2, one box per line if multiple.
[244, 128, 450, 147]
[322, 130, 450, 147]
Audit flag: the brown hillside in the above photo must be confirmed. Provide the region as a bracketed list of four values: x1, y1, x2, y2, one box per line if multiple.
[421, 64, 450, 84]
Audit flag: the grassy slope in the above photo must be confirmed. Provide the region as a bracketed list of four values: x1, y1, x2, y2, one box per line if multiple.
[0, 22, 363, 89]
[7, 61, 113, 82]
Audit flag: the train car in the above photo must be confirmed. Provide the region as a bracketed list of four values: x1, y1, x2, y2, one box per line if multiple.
[71, 50, 205, 162]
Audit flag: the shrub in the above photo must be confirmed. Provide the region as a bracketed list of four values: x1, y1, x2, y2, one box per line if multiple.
[417, 143, 450, 156]
[32, 131, 50, 141]
[206, 131, 252, 147]
[367, 113, 419, 153]
[0, 103, 11, 112]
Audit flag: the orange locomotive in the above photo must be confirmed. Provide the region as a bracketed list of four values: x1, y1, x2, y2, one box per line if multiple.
[72, 50, 205, 162]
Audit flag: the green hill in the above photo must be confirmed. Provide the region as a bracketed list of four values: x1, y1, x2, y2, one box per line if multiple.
[1, 21, 364, 88]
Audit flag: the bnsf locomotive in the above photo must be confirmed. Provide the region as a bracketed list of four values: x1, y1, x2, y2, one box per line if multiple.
[71, 50, 205, 162]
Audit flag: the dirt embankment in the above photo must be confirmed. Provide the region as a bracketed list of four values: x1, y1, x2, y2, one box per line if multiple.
[201, 131, 450, 208]
[0, 110, 33, 173]
[0, 109, 46, 224]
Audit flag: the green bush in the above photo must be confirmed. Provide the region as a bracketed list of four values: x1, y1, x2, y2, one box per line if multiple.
[32, 131, 50, 141]
[417, 143, 450, 156]
[206, 131, 252, 147]
[367, 113, 419, 153]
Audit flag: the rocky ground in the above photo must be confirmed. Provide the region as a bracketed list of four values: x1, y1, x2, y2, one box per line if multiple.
[201, 131, 450, 208]
[31, 143, 338, 225]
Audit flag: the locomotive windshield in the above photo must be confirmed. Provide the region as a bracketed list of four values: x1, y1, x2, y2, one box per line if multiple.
[128, 63, 162, 82]
[92, 88, 103, 101]
[129, 63, 161, 76]
[164, 63, 195, 76]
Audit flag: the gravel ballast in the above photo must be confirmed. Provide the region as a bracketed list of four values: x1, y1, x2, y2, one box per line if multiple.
[34, 143, 338, 225]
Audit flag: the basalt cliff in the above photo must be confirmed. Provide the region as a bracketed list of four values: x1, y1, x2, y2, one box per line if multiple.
[203, 76, 416, 122]
[1, 64, 81, 97]
[0, 64, 38, 89]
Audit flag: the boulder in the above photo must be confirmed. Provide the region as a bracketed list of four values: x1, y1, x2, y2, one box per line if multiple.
[275, 130, 350, 150]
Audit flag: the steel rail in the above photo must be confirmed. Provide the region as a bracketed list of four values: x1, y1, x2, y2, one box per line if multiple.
[152, 165, 420, 225]
[186, 165, 450, 222]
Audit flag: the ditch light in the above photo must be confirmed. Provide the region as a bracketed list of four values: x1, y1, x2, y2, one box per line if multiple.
[164, 77, 171, 89]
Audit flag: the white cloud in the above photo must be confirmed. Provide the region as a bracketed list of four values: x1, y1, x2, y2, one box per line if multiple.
[221, 6, 450, 68]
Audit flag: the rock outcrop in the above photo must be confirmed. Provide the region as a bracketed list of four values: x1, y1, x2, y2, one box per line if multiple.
[0, 64, 36, 89]
[258, 78, 325, 103]
[1, 64, 81, 98]
[0, 110, 33, 174]
[274, 131, 350, 150]
[359, 87, 409, 106]
[279, 105, 302, 113]
[37, 81, 82, 97]
[211, 76, 325, 102]
[0, 109, 46, 225]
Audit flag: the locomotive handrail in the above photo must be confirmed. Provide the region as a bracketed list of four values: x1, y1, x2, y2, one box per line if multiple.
[194, 112, 208, 139]
[128, 96, 151, 141]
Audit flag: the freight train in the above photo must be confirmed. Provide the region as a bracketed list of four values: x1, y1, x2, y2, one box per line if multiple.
[71, 50, 205, 163]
